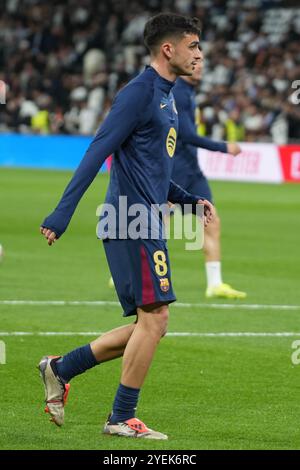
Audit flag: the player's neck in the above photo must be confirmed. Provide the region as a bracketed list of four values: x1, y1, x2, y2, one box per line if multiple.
[150, 60, 176, 83]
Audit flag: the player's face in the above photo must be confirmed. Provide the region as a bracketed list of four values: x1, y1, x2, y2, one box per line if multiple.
[191, 51, 204, 82]
[168, 34, 201, 76]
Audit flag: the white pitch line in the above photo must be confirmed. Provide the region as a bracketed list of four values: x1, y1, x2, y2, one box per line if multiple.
[0, 331, 299, 337]
[0, 300, 300, 311]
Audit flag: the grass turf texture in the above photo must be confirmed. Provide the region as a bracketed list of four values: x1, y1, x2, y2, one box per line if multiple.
[0, 168, 300, 450]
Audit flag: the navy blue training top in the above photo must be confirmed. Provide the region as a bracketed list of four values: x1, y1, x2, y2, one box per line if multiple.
[42, 67, 202, 240]
[172, 77, 227, 180]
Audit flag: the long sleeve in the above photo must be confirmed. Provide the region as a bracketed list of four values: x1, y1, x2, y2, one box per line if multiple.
[168, 179, 201, 205]
[42, 83, 149, 238]
[176, 88, 227, 153]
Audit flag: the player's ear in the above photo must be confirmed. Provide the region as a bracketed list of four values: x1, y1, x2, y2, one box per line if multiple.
[161, 41, 174, 59]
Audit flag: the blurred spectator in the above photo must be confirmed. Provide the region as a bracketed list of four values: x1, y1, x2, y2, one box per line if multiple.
[0, 0, 300, 142]
[225, 109, 245, 142]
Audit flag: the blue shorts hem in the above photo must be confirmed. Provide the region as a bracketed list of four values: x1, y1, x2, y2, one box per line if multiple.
[122, 297, 177, 317]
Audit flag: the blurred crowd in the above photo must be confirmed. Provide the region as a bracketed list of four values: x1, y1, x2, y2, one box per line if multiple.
[1, 0, 300, 143]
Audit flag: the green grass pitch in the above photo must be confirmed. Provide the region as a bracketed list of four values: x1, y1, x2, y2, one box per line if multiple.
[0, 167, 300, 450]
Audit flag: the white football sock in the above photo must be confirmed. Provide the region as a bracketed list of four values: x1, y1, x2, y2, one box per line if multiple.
[205, 261, 222, 288]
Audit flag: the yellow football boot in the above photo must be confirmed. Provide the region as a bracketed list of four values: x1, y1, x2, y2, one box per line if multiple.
[206, 283, 246, 299]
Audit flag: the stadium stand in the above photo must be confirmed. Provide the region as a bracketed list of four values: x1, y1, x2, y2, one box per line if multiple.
[0, 0, 300, 142]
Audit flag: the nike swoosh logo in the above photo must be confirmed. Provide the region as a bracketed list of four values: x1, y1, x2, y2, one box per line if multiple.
[160, 103, 167, 109]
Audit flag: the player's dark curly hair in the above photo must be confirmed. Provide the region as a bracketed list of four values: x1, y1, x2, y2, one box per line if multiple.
[144, 13, 201, 53]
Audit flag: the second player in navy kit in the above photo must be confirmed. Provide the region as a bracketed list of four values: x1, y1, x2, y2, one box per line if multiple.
[172, 51, 246, 299]
[38, 14, 214, 439]
[172, 75, 227, 204]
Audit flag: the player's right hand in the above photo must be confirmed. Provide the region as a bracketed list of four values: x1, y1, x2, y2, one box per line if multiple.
[197, 199, 215, 227]
[40, 227, 57, 246]
[227, 142, 242, 156]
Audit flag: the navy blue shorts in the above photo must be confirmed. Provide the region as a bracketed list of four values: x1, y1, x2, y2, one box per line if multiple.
[174, 169, 213, 205]
[186, 172, 213, 205]
[172, 169, 213, 217]
[103, 238, 176, 317]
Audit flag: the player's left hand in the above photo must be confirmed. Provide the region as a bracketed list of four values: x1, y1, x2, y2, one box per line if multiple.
[40, 227, 57, 246]
[197, 199, 215, 227]
[227, 142, 242, 156]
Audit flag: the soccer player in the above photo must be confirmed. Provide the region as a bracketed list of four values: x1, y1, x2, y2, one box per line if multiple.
[172, 51, 246, 299]
[38, 13, 214, 440]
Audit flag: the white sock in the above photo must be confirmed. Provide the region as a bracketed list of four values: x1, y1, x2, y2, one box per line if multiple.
[205, 261, 222, 288]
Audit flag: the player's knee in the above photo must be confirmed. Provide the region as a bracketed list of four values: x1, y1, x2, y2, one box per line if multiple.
[140, 304, 169, 338]
[149, 305, 169, 338]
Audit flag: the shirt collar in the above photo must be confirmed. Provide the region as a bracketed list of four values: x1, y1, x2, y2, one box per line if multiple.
[146, 65, 175, 93]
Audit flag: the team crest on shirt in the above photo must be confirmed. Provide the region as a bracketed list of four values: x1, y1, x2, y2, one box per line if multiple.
[160, 278, 170, 292]
[166, 127, 177, 158]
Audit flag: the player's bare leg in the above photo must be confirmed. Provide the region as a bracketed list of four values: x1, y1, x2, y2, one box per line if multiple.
[121, 304, 168, 388]
[203, 210, 246, 299]
[92, 302, 168, 375]
[90, 323, 136, 362]
[203, 212, 221, 262]
[103, 303, 169, 439]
